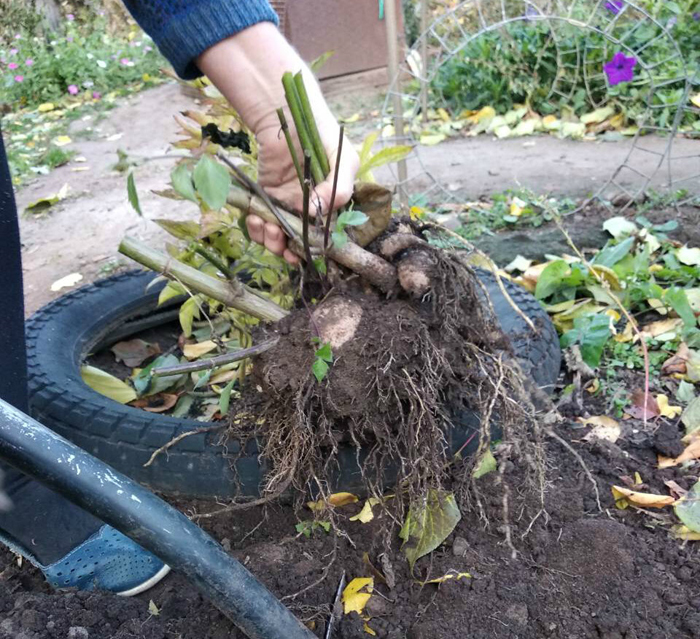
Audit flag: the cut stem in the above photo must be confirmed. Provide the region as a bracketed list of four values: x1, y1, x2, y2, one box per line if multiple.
[301, 151, 314, 268]
[276, 107, 304, 186]
[324, 125, 344, 252]
[119, 236, 288, 322]
[151, 338, 280, 377]
[293, 71, 330, 177]
[281, 71, 324, 185]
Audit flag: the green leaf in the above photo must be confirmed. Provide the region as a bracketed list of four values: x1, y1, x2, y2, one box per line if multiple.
[158, 281, 186, 306]
[664, 288, 697, 328]
[219, 379, 236, 414]
[312, 358, 329, 383]
[399, 490, 461, 571]
[133, 354, 182, 396]
[677, 380, 696, 404]
[681, 396, 700, 438]
[192, 155, 231, 210]
[535, 260, 569, 300]
[472, 449, 497, 479]
[331, 230, 348, 248]
[193, 368, 213, 390]
[81, 366, 137, 404]
[315, 342, 333, 363]
[171, 164, 198, 203]
[560, 314, 611, 368]
[358, 133, 379, 173]
[127, 171, 142, 216]
[154, 219, 201, 241]
[675, 480, 700, 534]
[171, 394, 195, 418]
[313, 257, 327, 275]
[602, 216, 638, 239]
[336, 209, 369, 232]
[310, 50, 335, 73]
[179, 296, 200, 337]
[359, 145, 412, 179]
[593, 237, 634, 268]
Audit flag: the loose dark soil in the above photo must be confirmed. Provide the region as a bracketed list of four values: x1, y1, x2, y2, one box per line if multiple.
[2, 405, 699, 639]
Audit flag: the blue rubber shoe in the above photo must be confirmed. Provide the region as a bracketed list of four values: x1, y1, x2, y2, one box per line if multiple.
[39, 525, 170, 596]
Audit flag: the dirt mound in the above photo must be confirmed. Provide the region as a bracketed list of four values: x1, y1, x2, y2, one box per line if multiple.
[2, 421, 700, 639]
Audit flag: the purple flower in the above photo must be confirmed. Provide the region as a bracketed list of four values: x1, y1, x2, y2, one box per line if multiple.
[9, 48, 17, 55]
[7, 62, 18, 70]
[25, 58, 34, 66]
[667, 16, 677, 28]
[144, 45, 152, 52]
[523, 5, 539, 21]
[14, 75, 23, 83]
[67, 84, 79, 95]
[66, 35, 73, 42]
[92, 91, 101, 100]
[66, 13, 74, 21]
[694, 12, 700, 20]
[604, 52, 637, 86]
[605, 0, 624, 14]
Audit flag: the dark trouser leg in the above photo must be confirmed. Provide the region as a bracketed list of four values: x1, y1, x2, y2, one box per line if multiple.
[0, 129, 102, 565]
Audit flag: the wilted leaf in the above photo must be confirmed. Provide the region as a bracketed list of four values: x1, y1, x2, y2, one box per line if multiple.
[658, 438, 700, 468]
[692, 93, 700, 109]
[350, 497, 381, 523]
[359, 145, 412, 178]
[53, 135, 72, 147]
[111, 339, 161, 367]
[420, 570, 471, 585]
[674, 480, 700, 535]
[179, 296, 200, 337]
[581, 106, 615, 125]
[420, 133, 446, 146]
[399, 490, 461, 570]
[364, 623, 376, 636]
[611, 485, 676, 509]
[504, 255, 533, 273]
[25, 183, 70, 213]
[148, 600, 160, 616]
[627, 389, 659, 420]
[154, 219, 201, 241]
[342, 578, 373, 615]
[673, 525, 700, 541]
[183, 340, 218, 360]
[472, 449, 497, 478]
[640, 318, 683, 341]
[677, 246, 700, 266]
[81, 366, 137, 404]
[50, 272, 83, 292]
[603, 216, 638, 240]
[307, 492, 359, 511]
[657, 394, 682, 419]
[579, 416, 621, 443]
[131, 393, 179, 413]
[193, 155, 231, 210]
[662, 343, 691, 375]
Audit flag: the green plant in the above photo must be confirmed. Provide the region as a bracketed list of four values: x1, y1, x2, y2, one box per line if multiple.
[312, 342, 333, 383]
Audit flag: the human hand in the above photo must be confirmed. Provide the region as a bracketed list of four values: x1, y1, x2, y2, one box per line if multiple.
[197, 23, 359, 265]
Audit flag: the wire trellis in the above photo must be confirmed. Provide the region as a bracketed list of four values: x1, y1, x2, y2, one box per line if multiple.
[380, 0, 699, 210]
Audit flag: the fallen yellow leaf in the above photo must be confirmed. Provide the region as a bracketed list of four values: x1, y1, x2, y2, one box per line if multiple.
[658, 438, 700, 468]
[53, 135, 73, 147]
[183, 340, 218, 360]
[614, 322, 634, 343]
[466, 105, 495, 124]
[363, 622, 376, 636]
[579, 416, 620, 443]
[611, 485, 676, 509]
[37, 102, 55, 112]
[691, 93, 700, 108]
[308, 492, 359, 511]
[673, 524, 700, 541]
[640, 318, 683, 340]
[51, 272, 83, 292]
[350, 497, 381, 523]
[657, 394, 682, 419]
[420, 570, 472, 585]
[342, 578, 374, 615]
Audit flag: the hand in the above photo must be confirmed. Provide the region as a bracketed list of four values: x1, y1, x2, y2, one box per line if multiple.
[197, 23, 360, 265]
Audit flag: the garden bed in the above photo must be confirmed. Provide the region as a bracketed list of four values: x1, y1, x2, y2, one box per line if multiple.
[1, 404, 698, 639]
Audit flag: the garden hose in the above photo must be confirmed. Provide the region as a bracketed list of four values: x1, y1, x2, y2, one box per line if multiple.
[0, 398, 315, 639]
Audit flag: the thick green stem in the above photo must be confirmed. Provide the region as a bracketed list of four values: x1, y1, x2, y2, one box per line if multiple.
[119, 236, 288, 322]
[281, 71, 324, 185]
[293, 72, 330, 178]
[276, 107, 304, 187]
[192, 244, 234, 280]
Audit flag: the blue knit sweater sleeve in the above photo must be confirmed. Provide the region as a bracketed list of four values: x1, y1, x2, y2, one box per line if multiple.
[123, 0, 279, 79]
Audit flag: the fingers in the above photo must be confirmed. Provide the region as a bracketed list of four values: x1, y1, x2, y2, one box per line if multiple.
[246, 215, 299, 265]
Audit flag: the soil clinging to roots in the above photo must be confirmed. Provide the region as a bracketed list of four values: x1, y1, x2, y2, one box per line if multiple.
[227, 223, 546, 533]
